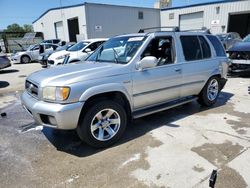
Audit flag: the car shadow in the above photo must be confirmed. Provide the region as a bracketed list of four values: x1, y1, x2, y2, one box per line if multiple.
[0, 81, 10, 88]
[12, 61, 38, 65]
[43, 91, 234, 157]
[0, 69, 19, 74]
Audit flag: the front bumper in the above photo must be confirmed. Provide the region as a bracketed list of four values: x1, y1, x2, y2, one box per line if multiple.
[229, 60, 250, 72]
[21, 91, 84, 130]
[10, 55, 21, 63]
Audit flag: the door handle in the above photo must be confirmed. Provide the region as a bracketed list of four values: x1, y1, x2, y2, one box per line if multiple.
[174, 68, 182, 73]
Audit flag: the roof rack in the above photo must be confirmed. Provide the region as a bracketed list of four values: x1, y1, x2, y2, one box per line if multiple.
[138, 26, 180, 33]
[181, 27, 211, 34]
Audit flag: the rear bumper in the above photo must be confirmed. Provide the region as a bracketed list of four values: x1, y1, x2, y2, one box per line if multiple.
[21, 91, 84, 130]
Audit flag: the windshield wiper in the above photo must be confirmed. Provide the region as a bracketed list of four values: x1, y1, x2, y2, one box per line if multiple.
[112, 48, 119, 64]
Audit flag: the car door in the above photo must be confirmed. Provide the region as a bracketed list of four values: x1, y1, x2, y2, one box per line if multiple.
[45, 44, 55, 53]
[30, 45, 40, 60]
[176, 34, 214, 97]
[132, 35, 182, 110]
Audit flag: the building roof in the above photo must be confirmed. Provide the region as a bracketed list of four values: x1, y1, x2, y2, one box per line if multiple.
[161, 0, 245, 11]
[32, 2, 159, 24]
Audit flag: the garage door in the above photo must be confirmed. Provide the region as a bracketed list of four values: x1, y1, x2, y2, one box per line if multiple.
[180, 12, 204, 31]
[54, 21, 63, 40]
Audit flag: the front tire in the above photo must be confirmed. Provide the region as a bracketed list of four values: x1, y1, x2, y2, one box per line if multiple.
[198, 77, 220, 107]
[77, 100, 127, 148]
[21, 55, 31, 64]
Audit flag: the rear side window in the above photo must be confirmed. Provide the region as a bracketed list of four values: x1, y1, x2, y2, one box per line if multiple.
[206, 35, 226, 57]
[180, 36, 202, 61]
[198, 36, 211, 59]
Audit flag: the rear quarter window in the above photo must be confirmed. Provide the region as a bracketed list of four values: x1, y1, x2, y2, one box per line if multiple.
[206, 35, 226, 57]
[180, 36, 202, 61]
[198, 36, 211, 59]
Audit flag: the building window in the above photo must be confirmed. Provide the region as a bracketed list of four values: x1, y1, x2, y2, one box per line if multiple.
[138, 11, 144, 20]
[216, 6, 220, 14]
[169, 13, 174, 20]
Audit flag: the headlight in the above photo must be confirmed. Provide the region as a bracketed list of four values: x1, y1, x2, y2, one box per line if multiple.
[42, 86, 70, 101]
[56, 54, 69, 60]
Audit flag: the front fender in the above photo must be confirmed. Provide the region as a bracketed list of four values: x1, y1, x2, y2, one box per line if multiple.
[79, 83, 132, 109]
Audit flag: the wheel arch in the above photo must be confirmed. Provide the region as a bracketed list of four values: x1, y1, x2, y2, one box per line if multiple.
[78, 84, 132, 125]
[21, 54, 31, 62]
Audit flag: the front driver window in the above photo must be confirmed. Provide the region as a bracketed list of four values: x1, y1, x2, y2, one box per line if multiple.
[141, 36, 175, 66]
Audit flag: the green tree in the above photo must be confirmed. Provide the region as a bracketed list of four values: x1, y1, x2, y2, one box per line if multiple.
[4, 23, 24, 33]
[23, 24, 33, 32]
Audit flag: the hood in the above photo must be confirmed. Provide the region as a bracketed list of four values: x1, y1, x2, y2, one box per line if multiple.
[27, 62, 129, 87]
[228, 42, 250, 52]
[14, 51, 27, 56]
[48, 50, 68, 60]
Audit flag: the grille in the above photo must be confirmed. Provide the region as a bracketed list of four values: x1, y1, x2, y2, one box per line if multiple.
[25, 80, 38, 97]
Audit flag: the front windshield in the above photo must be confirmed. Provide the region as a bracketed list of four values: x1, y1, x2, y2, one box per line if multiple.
[217, 34, 228, 41]
[243, 35, 250, 42]
[67, 42, 89, 52]
[86, 36, 147, 64]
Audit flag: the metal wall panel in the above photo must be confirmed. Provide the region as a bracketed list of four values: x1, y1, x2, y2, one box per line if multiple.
[161, 0, 250, 34]
[85, 3, 161, 38]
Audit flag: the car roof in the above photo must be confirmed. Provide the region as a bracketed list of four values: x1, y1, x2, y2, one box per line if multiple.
[40, 43, 58, 46]
[115, 33, 147, 38]
[82, 38, 108, 43]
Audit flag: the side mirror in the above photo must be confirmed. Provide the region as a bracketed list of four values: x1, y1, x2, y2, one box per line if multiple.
[137, 56, 157, 70]
[84, 48, 91, 53]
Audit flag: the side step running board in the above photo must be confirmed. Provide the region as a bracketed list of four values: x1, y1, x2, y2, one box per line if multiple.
[133, 96, 198, 119]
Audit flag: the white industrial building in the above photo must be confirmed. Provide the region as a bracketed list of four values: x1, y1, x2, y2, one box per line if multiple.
[161, 0, 250, 37]
[33, 3, 160, 42]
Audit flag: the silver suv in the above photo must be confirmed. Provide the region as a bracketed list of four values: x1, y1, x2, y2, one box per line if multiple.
[21, 31, 229, 147]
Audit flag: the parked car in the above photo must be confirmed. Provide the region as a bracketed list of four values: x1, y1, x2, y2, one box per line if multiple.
[11, 43, 59, 63]
[228, 34, 250, 73]
[38, 42, 75, 67]
[47, 38, 107, 67]
[21, 31, 229, 148]
[217, 32, 242, 50]
[0, 54, 11, 70]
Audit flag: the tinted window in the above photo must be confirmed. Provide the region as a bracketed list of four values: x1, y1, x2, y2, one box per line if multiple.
[207, 35, 226, 57]
[198, 36, 211, 59]
[180, 36, 202, 61]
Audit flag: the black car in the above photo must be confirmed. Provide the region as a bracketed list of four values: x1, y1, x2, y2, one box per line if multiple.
[228, 34, 250, 73]
[39, 43, 75, 67]
[0, 54, 11, 70]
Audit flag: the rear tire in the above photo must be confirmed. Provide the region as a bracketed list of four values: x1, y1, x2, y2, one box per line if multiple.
[198, 76, 220, 107]
[21, 55, 31, 64]
[77, 100, 127, 148]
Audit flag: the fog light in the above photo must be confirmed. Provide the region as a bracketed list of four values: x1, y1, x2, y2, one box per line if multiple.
[48, 116, 57, 125]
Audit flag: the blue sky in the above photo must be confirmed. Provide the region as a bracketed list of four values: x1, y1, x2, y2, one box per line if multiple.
[0, 0, 222, 30]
